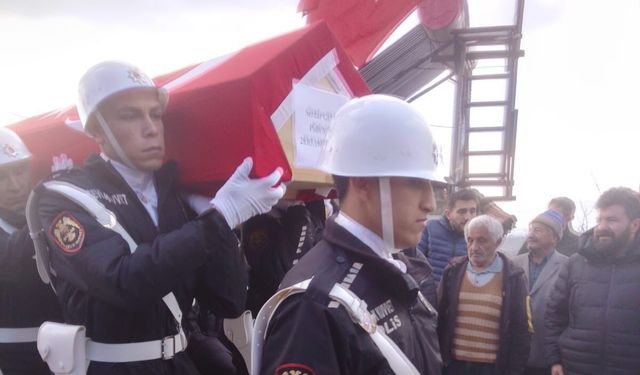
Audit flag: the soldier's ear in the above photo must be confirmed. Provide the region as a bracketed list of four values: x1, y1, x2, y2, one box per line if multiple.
[630, 217, 640, 237]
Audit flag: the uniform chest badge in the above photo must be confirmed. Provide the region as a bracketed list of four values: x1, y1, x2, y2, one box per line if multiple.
[49, 212, 85, 254]
[275, 363, 316, 375]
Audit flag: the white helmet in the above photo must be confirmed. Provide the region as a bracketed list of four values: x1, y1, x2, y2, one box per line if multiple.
[319, 94, 445, 251]
[77, 61, 168, 130]
[0, 127, 32, 167]
[319, 94, 444, 183]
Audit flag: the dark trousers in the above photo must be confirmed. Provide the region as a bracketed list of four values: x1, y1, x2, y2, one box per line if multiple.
[444, 359, 496, 375]
[524, 366, 550, 375]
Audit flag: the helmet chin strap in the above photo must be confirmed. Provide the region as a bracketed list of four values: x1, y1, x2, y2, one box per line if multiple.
[379, 177, 400, 253]
[95, 111, 137, 170]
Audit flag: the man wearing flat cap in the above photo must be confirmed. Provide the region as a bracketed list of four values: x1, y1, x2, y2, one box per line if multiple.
[513, 210, 568, 375]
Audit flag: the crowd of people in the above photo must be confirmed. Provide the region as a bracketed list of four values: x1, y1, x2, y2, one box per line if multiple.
[0, 60, 639, 375]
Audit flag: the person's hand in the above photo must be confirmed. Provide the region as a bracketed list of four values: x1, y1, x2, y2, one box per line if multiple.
[551, 364, 565, 375]
[51, 153, 74, 172]
[210, 157, 286, 228]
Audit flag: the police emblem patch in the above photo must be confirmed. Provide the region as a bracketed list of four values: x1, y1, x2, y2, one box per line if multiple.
[49, 212, 85, 253]
[275, 363, 315, 375]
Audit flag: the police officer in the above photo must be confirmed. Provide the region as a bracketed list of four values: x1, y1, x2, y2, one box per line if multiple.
[242, 200, 326, 316]
[258, 95, 443, 374]
[32, 61, 286, 374]
[0, 128, 62, 374]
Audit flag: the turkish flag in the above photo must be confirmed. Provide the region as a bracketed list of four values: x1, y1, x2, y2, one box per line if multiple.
[298, 0, 421, 68]
[10, 22, 370, 198]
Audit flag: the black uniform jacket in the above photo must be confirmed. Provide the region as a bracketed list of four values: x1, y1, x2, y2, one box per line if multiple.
[260, 217, 442, 375]
[0, 209, 62, 374]
[35, 155, 248, 375]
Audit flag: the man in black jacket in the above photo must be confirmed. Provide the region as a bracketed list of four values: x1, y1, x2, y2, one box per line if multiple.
[437, 215, 531, 375]
[259, 95, 444, 375]
[0, 128, 62, 374]
[33, 61, 286, 374]
[545, 187, 640, 375]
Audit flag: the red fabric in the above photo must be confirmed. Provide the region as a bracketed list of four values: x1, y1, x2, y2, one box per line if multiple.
[8, 107, 98, 184]
[298, 0, 420, 67]
[9, 22, 370, 197]
[418, 0, 463, 30]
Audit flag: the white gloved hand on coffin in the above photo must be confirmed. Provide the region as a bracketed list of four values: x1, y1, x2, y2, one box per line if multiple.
[210, 157, 286, 228]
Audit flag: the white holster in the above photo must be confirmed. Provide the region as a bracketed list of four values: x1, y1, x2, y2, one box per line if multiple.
[251, 278, 420, 375]
[37, 322, 88, 375]
[224, 310, 254, 370]
[26, 181, 187, 375]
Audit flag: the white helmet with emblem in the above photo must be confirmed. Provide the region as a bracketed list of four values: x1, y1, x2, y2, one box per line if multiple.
[319, 94, 445, 251]
[0, 127, 32, 167]
[77, 60, 168, 131]
[319, 94, 444, 183]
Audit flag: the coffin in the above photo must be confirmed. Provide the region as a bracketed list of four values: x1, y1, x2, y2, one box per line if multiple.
[10, 21, 370, 199]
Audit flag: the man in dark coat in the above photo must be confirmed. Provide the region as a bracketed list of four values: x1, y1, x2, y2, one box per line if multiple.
[545, 187, 640, 375]
[437, 215, 531, 375]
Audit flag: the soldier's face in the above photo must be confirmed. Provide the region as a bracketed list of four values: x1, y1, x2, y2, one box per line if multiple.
[364, 177, 435, 249]
[96, 89, 165, 171]
[0, 160, 31, 214]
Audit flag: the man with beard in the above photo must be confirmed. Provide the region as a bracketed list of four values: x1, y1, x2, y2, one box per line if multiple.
[417, 189, 478, 285]
[0, 128, 62, 374]
[545, 187, 640, 375]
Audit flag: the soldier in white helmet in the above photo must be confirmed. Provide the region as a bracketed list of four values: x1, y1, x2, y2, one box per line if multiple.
[30, 61, 286, 375]
[256, 95, 443, 375]
[0, 128, 62, 374]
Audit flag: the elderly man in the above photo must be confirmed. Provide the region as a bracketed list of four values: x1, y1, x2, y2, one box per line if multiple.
[32, 61, 285, 374]
[0, 128, 62, 374]
[258, 95, 443, 374]
[519, 197, 580, 257]
[513, 210, 568, 375]
[418, 189, 479, 285]
[545, 187, 640, 375]
[437, 215, 531, 375]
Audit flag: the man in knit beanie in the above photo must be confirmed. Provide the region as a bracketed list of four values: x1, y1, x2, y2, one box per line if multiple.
[513, 210, 568, 375]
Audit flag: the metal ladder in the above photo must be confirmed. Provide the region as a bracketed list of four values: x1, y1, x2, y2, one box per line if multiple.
[446, 0, 525, 201]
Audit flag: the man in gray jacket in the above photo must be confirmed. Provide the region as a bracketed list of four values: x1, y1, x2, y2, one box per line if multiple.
[513, 210, 568, 375]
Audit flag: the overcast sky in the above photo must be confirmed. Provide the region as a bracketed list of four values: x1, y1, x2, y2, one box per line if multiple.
[1, 0, 638, 229]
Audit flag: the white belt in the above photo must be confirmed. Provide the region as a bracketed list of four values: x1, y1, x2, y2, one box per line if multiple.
[86, 331, 186, 362]
[251, 278, 419, 375]
[85, 292, 187, 363]
[32, 182, 189, 364]
[0, 327, 40, 343]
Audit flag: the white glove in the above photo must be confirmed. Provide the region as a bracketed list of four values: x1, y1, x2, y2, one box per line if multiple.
[210, 157, 286, 228]
[51, 153, 74, 172]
